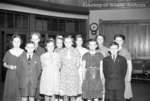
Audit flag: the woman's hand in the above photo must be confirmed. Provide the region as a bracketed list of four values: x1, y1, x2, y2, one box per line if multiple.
[9, 65, 17, 70]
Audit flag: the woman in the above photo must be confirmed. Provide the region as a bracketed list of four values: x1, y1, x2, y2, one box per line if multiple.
[82, 39, 103, 101]
[75, 34, 88, 101]
[54, 35, 64, 101]
[96, 34, 108, 57]
[40, 38, 61, 101]
[3, 34, 24, 101]
[96, 34, 109, 101]
[75, 34, 88, 60]
[55, 35, 64, 53]
[60, 35, 80, 101]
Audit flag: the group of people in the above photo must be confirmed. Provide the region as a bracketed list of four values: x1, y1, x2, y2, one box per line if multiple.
[2, 32, 133, 101]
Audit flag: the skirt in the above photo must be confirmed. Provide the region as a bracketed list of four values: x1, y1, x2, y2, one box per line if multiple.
[82, 69, 103, 99]
[3, 70, 20, 101]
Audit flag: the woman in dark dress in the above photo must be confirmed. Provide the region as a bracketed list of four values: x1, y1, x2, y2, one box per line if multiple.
[82, 39, 104, 101]
[3, 34, 24, 101]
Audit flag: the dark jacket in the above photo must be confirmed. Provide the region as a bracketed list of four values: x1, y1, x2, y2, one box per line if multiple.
[103, 55, 127, 90]
[34, 46, 45, 56]
[16, 52, 41, 89]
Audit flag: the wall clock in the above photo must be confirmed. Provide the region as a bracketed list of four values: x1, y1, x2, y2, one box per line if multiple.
[90, 23, 98, 32]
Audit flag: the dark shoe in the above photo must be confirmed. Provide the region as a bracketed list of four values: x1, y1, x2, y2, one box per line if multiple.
[126, 98, 132, 101]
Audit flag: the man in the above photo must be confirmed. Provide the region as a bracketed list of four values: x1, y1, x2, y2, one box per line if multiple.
[114, 34, 133, 101]
[30, 32, 45, 56]
[103, 42, 127, 101]
[30, 32, 45, 101]
[17, 41, 41, 101]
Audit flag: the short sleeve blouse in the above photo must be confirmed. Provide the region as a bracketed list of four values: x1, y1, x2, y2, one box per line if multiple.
[82, 52, 103, 68]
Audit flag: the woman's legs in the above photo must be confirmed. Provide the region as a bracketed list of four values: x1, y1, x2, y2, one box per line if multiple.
[87, 99, 92, 101]
[94, 98, 99, 101]
[70, 96, 76, 101]
[29, 97, 35, 101]
[125, 98, 132, 101]
[64, 96, 68, 101]
[21, 97, 28, 101]
[51, 95, 56, 101]
[45, 95, 50, 101]
[76, 95, 82, 101]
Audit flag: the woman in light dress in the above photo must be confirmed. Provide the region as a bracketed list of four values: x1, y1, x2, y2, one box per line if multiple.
[40, 38, 61, 101]
[75, 34, 88, 101]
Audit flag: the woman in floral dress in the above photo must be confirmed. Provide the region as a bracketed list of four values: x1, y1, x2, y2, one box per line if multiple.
[60, 35, 80, 101]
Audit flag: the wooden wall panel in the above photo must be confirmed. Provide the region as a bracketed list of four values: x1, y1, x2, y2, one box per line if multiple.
[102, 23, 150, 59]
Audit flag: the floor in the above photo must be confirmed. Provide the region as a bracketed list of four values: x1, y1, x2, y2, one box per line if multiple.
[0, 80, 150, 101]
[132, 80, 150, 101]
[0, 82, 3, 100]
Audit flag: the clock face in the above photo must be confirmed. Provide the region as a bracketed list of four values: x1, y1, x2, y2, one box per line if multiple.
[90, 23, 98, 31]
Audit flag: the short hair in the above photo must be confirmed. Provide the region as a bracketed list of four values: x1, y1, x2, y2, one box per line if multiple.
[64, 35, 73, 41]
[11, 34, 22, 47]
[109, 41, 119, 48]
[30, 32, 41, 39]
[75, 34, 83, 40]
[114, 34, 125, 41]
[86, 39, 97, 49]
[87, 38, 97, 44]
[96, 34, 105, 40]
[44, 38, 55, 47]
[11, 34, 22, 43]
[56, 34, 63, 39]
[56, 35, 63, 42]
[25, 41, 35, 46]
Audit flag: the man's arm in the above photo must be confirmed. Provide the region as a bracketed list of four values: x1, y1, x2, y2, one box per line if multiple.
[126, 60, 132, 82]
